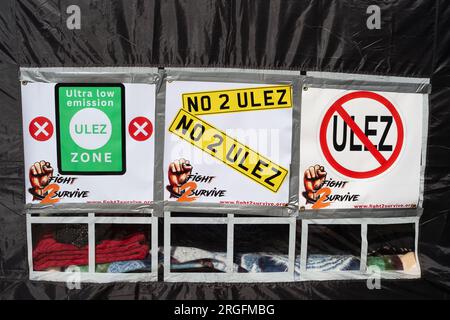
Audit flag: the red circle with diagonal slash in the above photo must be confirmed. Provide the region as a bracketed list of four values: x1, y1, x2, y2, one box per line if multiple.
[319, 91, 404, 179]
[29, 116, 54, 141]
[129, 116, 153, 141]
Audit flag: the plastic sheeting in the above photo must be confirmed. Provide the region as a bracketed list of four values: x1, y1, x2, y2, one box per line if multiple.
[1, 0, 450, 299]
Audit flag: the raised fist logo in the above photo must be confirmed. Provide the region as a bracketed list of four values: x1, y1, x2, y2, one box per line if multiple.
[29, 160, 54, 200]
[167, 158, 192, 198]
[303, 164, 327, 203]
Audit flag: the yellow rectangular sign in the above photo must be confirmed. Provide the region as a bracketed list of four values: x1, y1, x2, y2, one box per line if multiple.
[182, 85, 292, 115]
[168, 109, 289, 192]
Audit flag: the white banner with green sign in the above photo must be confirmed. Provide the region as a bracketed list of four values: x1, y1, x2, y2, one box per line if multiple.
[22, 81, 155, 205]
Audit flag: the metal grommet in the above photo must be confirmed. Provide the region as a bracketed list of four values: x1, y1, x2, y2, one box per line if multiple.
[22, 81, 28, 86]
[299, 206, 306, 212]
[303, 86, 308, 91]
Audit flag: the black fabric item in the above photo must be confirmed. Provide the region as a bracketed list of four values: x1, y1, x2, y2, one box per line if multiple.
[12, 0, 436, 76]
[367, 224, 415, 256]
[54, 225, 89, 247]
[1, 0, 450, 299]
[95, 224, 150, 244]
[307, 225, 362, 256]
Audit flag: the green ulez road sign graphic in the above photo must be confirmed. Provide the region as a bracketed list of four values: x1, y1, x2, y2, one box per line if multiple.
[55, 84, 126, 175]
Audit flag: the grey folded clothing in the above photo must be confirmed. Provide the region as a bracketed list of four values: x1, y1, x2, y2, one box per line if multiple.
[169, 246, 361, 274]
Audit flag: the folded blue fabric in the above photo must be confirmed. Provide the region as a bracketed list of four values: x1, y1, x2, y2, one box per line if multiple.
[307, 254, 360, 271]
[238, 253, 293, 273]
[107, 259, 152, 273]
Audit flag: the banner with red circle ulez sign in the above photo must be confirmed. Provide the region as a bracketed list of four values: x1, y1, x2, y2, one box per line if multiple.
[300, 88, 424, 210]
[320, 91, 404, 179]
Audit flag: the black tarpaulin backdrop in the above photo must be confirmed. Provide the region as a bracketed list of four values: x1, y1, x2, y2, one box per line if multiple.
[0, 0, 449, 299]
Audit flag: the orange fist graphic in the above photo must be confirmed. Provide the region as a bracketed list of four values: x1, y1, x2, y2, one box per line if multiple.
[167, 158, 192, 197]
[303, 165, 327, 203]
[29, 160, 53, 200]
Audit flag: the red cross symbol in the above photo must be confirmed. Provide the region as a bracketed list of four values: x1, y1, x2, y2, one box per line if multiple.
[29, 117, 54, 141]
[129, 116, 153, 141]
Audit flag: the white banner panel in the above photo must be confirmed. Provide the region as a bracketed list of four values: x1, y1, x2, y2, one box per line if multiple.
[164, 81, 293, 206]
[300, 88, 424, 210]
[21, 82, 155, 204]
